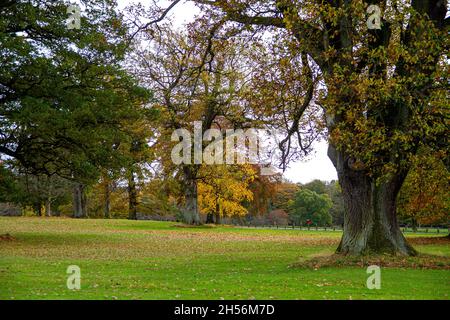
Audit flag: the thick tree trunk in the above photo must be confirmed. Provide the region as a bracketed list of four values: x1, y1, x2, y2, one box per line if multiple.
[182, 165, 200, 225]
[328, 145, 416, 256]
[73, 183, 87, 218]
[128, 171, 137, 220]
[183, 178, 200, 225]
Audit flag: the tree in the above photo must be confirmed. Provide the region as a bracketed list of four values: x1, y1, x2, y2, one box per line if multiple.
[170, 0, 449, 255]
[288, 189, 332, 226]
[0, 162, 73, 216]
[303, 179, 328, 195]
[123, 120, 156, 220]
[272, 181, 300, 211]
[245, 165, 281, 217]
[267, 209, 290, 226]
[133, 21, 254, 224]
[0, 0, 151, 192]
[198, 164, 255, 224]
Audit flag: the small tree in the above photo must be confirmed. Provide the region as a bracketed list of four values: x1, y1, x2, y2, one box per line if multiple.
[267, 209, 290, 226]
[288, 189, 332, 226]
[198, 164, 255, 224]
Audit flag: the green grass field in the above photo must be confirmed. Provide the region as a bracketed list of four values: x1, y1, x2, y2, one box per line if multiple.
[0, 217, 449, 300]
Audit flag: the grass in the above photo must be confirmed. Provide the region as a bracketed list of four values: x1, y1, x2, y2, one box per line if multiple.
[0, 217, 449, 300]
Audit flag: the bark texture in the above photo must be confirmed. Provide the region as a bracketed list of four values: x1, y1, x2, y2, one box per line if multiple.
[329, 145, 416, 255]
[183, 178, 200, 225]
[45, 198, 51, 217]
[182, 165, 201, 225]
[73, 183, 87, 218]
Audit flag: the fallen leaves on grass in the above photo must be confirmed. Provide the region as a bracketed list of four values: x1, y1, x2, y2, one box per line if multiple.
[171, 224, 217, 229]
[408, 236, 450, 245]
[293, 253, 450, 270]
[133, 229, 339, 245]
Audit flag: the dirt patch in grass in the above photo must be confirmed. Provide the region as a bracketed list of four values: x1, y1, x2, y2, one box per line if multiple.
[0, 233, 16, 241]
[293, 253, 450, 270]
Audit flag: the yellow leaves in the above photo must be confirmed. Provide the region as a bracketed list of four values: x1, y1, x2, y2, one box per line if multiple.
[198, 164, 255, 217]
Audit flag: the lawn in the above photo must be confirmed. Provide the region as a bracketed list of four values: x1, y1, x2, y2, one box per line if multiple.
[0, 217, 449, 300]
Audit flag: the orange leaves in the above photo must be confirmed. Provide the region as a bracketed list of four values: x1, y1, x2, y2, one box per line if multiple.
[397, 149, 450, 226]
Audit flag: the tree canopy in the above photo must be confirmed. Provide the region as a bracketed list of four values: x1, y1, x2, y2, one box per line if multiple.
[289, 188, 333, 226]
[0, 0, 151, 181]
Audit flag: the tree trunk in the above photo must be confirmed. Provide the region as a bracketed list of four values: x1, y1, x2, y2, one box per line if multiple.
[182, 165, 200, 225]
[33, 203, 42, 216]
[45, 198, 51, 217]
[214, 212, 221, 225]
[206, 213, 214, 224]
[45, 178, 52, 217]
[73, 187, 80, 218]
[183, 178, 200, 225]
[328, 145, 416, 256]
[214, 200, 221, 225]
[128, 171, 137, 220]
[411, 218, 418, 232]
[104, 179, 110, 219]
[73, 183, 88, 218]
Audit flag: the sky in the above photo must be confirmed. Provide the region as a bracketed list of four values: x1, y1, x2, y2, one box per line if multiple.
[116, 0, 338, 184]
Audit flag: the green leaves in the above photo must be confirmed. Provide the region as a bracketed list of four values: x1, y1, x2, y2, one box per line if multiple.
[0, 0, 152, 181]
[288, 189, 332, 226]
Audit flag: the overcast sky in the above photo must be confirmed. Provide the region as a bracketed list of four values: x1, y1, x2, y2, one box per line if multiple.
[116, 0, 338, 184]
